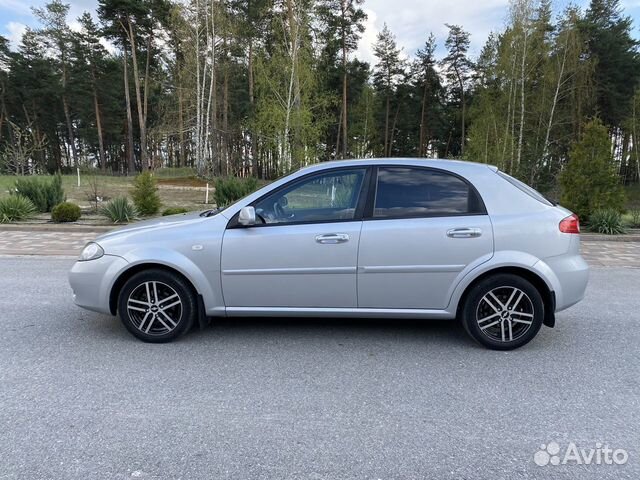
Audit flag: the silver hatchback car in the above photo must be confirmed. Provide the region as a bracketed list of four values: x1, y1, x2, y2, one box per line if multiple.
[69, 159, 589, 349]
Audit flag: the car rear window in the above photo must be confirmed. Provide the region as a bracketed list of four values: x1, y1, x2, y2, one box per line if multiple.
[497, 171, 553, 206]
[373, 167, 485, 218]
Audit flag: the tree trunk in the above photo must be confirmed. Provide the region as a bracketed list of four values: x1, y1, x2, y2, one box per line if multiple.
[143, 34, 152, 169]
[389, 101, 401, 157]
[223, 33, 229, 175]
[122, 48, 136, 173]
[248, 37, 258, 176]
[419, 80, 429, 156]
[90, 66, 106, 172]
[60, 47, 79, 167]
[283, 0, 300, 172]
[341, 24, 348, 159]
[516, 27, 528, 170]
[178, 78, 185, 168]
[633, 98, 640, 183]
[384, 93, 390, 156]
[335, 107, 342, 159]
[453, 65, 465, 156]
[62, 94, 78, 166]
[127, 18, 147, 166]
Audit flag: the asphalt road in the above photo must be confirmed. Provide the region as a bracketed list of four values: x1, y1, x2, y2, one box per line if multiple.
[0, 257, 638, 480]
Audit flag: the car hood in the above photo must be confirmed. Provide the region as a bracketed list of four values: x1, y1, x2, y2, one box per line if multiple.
[95, 211, 209, 244]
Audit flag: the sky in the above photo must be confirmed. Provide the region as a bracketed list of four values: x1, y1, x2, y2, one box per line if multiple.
[1, 0, 640, 62]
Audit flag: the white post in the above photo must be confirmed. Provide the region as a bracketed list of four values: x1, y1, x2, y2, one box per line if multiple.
[77, 167, 80, 188]
[205, 183, 209, 204]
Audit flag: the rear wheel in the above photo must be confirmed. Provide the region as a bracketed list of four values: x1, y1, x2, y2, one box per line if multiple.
[461, 274, 544, 350]
[118, 269, 197, 343]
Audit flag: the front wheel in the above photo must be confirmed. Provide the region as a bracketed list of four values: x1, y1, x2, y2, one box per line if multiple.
[461, 274, 544, 350]
[118, 269, 197, 343]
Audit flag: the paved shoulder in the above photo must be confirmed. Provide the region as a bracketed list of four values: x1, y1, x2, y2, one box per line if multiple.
[581, 241, 640, 267]
[0, 230, 97, 256]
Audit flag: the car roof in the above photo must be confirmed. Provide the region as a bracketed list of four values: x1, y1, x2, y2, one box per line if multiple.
[298, 158, 498, 175]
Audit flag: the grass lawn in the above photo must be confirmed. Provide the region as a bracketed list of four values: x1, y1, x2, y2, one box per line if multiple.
[0, 172, 212, 213]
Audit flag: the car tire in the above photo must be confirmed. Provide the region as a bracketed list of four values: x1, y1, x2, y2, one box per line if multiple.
[118, 269, 197, 343]
[461, 274, 544, 350]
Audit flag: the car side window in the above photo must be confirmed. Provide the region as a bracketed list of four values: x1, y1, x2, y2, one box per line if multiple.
[254, 169, 366, 225]
[373, 167, 484, 218]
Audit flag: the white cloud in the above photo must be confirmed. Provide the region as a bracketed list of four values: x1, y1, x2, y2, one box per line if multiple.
[5, 20, 26, 47]
[356, 8, 379, 65]
[357, 0, 511, 64]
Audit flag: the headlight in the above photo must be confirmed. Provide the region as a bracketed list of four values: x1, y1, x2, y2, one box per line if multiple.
[78, 242, 104, 262]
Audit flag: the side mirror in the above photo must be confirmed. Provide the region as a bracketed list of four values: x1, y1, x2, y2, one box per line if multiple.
[238, 206, 256, 226]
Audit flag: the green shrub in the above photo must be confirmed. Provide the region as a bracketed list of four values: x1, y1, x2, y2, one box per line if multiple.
[214, 177, 258, 207]
[14, 173, 65, 212]
[0, 195, 36, 223]
[629, 209, 640, 228]
[559, 119, 626, 219]
[100, 197, 137, 224]
[132, 172, 161, 216]
[51, 202, 81, 223]
[589, 209, 627, 235]
[162, 207, 189, 216]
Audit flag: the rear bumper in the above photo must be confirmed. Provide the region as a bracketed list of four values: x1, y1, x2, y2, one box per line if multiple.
[68, 254, 128, 315]
[538, 252, 589, 312]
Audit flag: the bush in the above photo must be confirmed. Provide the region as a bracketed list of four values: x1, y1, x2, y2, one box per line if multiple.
[629, 209, 640, 228]
[0, 195, 36, 223]
[162, 207, 189, 216]
[100, 197, 137, 224]
[559, 119, 626, 220]
[14, 173, 65, 213]
[132, 172, 161, 216]
[214, 177, 258, 207]
[589, 209, 627, 235]
[51, 202, 81, 223]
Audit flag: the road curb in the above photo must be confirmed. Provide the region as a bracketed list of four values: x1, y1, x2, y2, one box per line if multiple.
[581, 234, 640, 242]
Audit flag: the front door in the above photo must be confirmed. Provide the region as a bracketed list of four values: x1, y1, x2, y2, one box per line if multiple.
[357, 166, 494, 310]
[221, 168, 368, 309]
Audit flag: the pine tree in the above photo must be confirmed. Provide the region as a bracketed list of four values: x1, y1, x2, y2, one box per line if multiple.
[33, 1, 79, 167]
[442, 24, 472, 156]
[317, 0, 366, 159]
[372, 24, 404, 157]
[582, 0, 640, 128]
[560, 119, 626, 218]
[413, 34, 440, 157]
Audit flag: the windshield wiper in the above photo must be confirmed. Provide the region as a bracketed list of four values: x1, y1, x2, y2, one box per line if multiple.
[199, 208, 221, 217]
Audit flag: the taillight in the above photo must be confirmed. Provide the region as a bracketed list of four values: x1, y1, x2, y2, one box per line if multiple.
[559, 214, 580, 234]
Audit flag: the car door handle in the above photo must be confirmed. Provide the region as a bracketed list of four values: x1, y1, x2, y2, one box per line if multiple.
[446, 228, 482, 238]
[315, 233, 349, 244]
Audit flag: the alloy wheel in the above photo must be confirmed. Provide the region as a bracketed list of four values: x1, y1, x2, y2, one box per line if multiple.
[126, 281, 183, 336]
[475, 286, 535, 343]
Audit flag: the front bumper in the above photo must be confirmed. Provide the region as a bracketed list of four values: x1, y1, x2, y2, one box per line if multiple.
[68, 254, 129, 315]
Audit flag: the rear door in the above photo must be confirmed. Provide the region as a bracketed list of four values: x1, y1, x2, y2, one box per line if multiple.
[357, 166, 494, 310]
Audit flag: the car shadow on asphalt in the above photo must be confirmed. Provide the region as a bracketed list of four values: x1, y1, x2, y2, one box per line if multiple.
[190, 316, 483, 349]
[81, 312, 484, 349]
